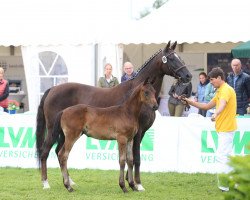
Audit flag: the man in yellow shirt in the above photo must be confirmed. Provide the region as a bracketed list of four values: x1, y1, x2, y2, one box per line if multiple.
[182, 67, 237, 192]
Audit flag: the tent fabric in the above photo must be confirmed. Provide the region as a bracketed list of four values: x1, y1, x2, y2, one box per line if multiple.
[0, 0, 131, 46]
[231, 41, 250, 58]
[114, 0, 250, 44]
[1, 0, 250, 46]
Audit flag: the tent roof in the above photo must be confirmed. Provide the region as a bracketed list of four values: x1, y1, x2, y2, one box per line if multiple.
[1, 0, 250, 46]
[231, 41, 250, 58]
[0, 0, 131, 46]
[114, 0, 250, 44]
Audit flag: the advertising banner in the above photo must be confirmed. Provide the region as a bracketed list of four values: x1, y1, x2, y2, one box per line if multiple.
[0, 112, 249, 173]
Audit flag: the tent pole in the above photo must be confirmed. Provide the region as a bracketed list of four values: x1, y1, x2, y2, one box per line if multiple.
[94, 44, 98, 86]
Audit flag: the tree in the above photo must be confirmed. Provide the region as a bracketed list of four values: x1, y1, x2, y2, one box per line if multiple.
[139, 0, 168, 19]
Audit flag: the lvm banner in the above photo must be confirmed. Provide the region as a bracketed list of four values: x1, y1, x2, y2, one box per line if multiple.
[0, 112, 249, 173]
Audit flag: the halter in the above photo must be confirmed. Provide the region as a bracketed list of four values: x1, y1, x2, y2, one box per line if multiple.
[162, 51, 187, 78]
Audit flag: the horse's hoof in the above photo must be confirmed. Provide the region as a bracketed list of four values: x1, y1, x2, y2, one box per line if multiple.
[131, 186, 139, 192]
[42, 180, 50, 189]
[67, 187, 74, 192]
[135, 184, 145, 191]
[129, 183, 138, 191]
[122, 187, 128, 193]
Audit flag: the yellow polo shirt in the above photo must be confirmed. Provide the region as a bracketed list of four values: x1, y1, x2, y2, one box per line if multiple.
[211, 82, 237, 132]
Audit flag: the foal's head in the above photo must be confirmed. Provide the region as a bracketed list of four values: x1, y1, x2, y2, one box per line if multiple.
[139, 78, 158, 111]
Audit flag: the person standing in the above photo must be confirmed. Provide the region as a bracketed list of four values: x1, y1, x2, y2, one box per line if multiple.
[121, 62, 137, 83]
[195, 72, 210, 116]
[98, 63, 119, 88]
[182, 67, 237, 192]
[168, 78, 192, 117]
[205, 82, 216, 117]
[0, 67, 9, 112]
[227, 58, 250, 115]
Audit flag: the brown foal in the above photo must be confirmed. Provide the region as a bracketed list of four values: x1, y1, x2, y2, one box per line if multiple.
[51, 77, 158, 192]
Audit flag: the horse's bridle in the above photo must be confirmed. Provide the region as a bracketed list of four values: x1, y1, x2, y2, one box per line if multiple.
[162, 51, 187, 78]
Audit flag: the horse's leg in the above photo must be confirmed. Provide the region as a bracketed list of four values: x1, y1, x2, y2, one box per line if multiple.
[131, 130, 144, 191]
[117, 136, 128, 193]
[40, 128, 54, 189]
[58, 138, 75, 192]
[126, 139, 138, 191]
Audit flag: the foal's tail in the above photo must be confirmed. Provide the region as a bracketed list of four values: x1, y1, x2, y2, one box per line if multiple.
[52, 111, 64, 151]
[36, 88, 51, 167]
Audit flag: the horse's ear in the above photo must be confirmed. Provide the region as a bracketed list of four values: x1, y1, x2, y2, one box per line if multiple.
[163, 41, 171, 53]
[143, 77, 150, 85]
[171, 41, 177, 50]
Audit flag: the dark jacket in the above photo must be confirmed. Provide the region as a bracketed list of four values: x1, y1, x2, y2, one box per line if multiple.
[121, 71, 137, 82]
[227, 71, 250, 114]
[168, 81, 192, 105]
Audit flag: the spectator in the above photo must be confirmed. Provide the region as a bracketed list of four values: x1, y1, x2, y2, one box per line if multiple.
[168, 78, 192, 117]
[227, 58, 250, 115]
[195, 72, 209, 116]
[0, 67, 9, 112]
[121, 62, 137, 82]
[182, 67, 237, 192]
[98, 63, 119, 88]
[205, 82, 216, 117]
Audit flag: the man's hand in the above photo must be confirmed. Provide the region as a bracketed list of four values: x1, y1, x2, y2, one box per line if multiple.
[211, 113, 218, 122]
[180, 95, 191, 104]
[180, 95, 191, 111]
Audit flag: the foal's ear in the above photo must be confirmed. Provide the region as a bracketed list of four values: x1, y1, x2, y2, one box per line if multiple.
[171, 41, 177, 50]
[143, 77, 150, 85]
[164, 41, 171, 52]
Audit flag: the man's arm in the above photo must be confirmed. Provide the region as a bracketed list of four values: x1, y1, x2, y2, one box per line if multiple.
[183, 97, 216, 111]
[212, 99, 226, 119]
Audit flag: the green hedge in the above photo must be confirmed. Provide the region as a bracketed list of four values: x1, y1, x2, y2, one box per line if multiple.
[223, 155, 250, 200]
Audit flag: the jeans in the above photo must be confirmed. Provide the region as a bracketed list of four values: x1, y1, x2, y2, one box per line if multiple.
[168, 102, 185, 117]
[237, 106, 247, 115]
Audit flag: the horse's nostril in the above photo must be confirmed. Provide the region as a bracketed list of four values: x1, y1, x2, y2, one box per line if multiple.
[153, 105, 159, 110]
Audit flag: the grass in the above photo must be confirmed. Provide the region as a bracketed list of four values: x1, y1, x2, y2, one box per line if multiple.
[0, 168, 225, 200]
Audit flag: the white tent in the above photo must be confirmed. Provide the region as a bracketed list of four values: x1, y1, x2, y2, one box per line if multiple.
[0, 0, 130, 111]
[0, 0, 132, 46]
[113, 0, 250, 44]
[1, 0, 250, 111]
[1, 0, 250, 45]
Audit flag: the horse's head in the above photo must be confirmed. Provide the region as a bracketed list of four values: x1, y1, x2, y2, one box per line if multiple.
[161, 41, 192, 83]
[140, 77, 158, 111]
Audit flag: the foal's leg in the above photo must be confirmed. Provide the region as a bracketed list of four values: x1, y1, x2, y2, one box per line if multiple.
[117, 136, 128, 193]
[58, 137, 77, 192]
[56, 134, 75, 186]
[126, 139, 137, 191]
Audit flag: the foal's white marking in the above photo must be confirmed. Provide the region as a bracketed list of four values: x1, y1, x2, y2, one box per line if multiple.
[42, 180, 50, 189]
[136, 184, 145, 191]
[69, 177, 76, 186]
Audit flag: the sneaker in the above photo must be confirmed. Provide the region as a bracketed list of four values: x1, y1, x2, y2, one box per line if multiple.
[219, 186, 229, 192]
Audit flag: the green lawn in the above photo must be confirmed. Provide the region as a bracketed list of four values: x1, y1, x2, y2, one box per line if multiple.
[0, 168, 225, 200]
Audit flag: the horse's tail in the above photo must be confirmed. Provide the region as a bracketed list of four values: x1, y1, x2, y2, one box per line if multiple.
[36, 88, 51, 167]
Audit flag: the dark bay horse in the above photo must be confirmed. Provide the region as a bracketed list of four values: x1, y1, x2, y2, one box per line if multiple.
[36, 41, 192, 190]
[48, 78, 158, 192]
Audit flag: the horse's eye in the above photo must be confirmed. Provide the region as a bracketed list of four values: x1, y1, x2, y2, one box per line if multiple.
[144, 91, 149, 96]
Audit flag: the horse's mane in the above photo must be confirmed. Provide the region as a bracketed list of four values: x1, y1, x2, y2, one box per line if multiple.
[127, 49, 162, 82]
